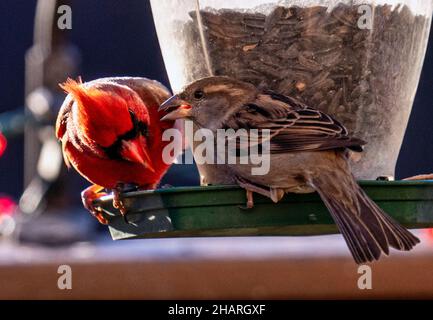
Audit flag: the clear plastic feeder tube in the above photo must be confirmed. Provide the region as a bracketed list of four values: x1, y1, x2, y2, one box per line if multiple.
[151, 0, 433, 180]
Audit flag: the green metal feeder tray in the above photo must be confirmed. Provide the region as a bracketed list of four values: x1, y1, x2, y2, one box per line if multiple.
[93, 181, 433, 240]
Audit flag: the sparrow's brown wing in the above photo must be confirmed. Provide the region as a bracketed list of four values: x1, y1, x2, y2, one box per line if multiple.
[223, 92, 365, 153]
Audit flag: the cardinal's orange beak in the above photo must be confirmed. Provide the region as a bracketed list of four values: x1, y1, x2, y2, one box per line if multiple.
[159, 95, 192, 121]
[120, 135, 155, 172]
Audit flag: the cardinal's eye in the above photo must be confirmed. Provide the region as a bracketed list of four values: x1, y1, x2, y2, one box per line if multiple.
[138, 122, 148, 136]
[193, 90, 204, 100]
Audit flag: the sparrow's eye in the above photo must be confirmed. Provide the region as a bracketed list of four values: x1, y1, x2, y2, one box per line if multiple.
[193, 90, 204, 100]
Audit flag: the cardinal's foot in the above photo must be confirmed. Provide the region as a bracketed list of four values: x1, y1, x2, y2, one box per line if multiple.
[81, 185, 109, 225]
[112, 185, 130, 223]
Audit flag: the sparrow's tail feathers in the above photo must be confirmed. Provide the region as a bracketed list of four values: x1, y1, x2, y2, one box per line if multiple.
[312, 174, 420, 264]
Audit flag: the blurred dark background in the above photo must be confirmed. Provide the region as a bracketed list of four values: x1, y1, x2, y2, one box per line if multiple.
[0, 0, 173, 203]
[0, 0, 432, 201]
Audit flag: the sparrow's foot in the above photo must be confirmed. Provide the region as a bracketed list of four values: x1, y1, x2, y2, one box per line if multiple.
[235, 176, 272, 210]
[404, 174, 433, 181]
[81, 185, 109, 225]
[239, 190, 254, 210]
[246, 190, 254, 208]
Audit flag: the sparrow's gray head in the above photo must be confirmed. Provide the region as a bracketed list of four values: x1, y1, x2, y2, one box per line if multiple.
[159, 76, 256, 129]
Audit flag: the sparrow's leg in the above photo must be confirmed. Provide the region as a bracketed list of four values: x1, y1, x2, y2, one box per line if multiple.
[112, 184, 129, 222]
[235, 176, 271, 210]
[403, 174, 433, 181]
[245, 190, 254, 209]
[81, 184, 109, 225]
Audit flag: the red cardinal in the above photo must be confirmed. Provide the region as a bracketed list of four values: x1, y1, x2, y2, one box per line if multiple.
[56, 77, 178, 224]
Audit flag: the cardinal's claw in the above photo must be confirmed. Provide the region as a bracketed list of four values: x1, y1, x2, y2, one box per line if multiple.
[81, 185, 109, 225]
[112, 186, 131, 224]
[93, 212, 109, 225]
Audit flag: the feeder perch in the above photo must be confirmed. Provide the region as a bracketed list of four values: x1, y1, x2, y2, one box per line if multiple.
[94, 181, 433, 240]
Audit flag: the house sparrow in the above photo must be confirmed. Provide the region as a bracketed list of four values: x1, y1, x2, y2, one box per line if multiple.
[159, 76, 420, 264]
[57, 77, 179, 224]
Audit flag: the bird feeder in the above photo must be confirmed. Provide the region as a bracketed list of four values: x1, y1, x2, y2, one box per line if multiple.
[150, 0, 433, 180]
[101, 1, 433, 239]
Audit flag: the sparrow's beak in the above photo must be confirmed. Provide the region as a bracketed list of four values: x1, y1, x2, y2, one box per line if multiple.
[120, 135, 155, 172]
[159, 95, 192, 121]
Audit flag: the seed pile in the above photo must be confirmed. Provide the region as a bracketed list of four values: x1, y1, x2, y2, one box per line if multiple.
[181, 4, 429, 178]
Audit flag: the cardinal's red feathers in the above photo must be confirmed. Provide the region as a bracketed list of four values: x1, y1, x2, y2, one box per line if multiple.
[56, 77, 178, 223]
